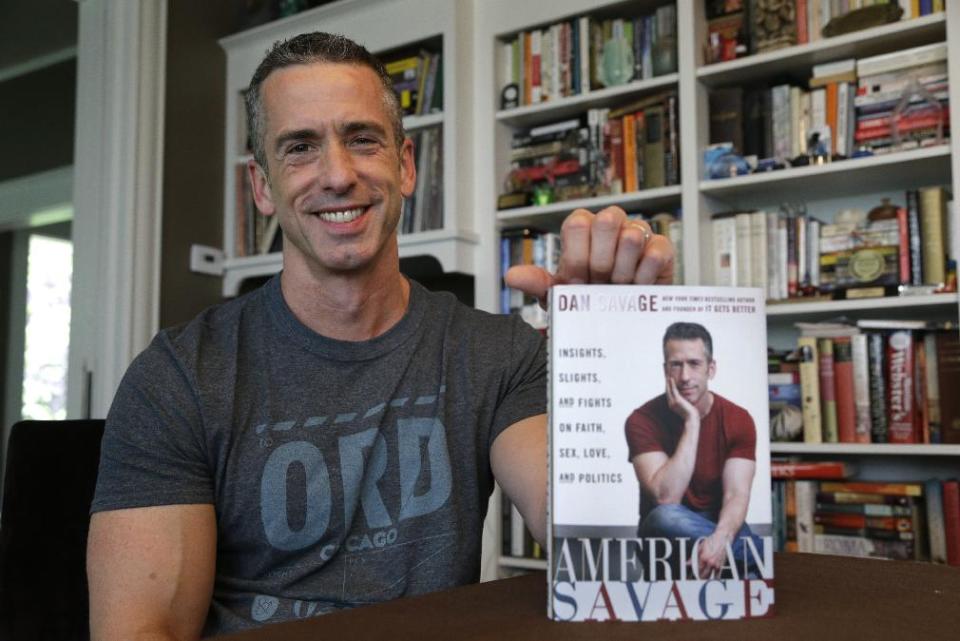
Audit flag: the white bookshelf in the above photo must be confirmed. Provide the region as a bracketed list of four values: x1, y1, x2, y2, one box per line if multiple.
[216, 0, 479, 297]
[473, 1, 960, 577]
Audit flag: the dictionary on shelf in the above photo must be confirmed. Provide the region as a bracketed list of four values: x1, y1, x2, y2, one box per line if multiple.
[548, 285, 774, 622]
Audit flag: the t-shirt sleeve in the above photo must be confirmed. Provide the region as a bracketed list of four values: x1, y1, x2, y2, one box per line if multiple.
[488, 315, 546, 446]
[726, 403, 757, 461]
[624, 408, 666, 461]
[90, 334, 214, 513]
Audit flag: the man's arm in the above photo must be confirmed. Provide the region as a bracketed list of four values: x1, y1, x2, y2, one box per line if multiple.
[697, 457, 755, 577]
[88, 504, 217, 641]
[630, 379, 701, 504]
[490, 414, 548, 545]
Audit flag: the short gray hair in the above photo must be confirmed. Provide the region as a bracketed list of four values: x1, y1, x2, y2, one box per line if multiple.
[245, 32, 405, 172]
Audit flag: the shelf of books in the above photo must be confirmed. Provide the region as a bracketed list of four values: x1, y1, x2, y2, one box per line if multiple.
[216, 0, 478, 297]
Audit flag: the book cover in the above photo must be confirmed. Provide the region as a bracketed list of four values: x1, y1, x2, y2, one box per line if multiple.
[549, 285, 774, 621]
[771, 460, 854, 479]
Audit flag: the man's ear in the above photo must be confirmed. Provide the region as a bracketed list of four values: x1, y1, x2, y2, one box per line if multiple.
[247, 160, 276, 216]
[708, 359, 717, 380]
[399, 137, 417, 198]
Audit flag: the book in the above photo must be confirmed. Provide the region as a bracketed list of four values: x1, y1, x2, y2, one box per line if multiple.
[944, 480, 960, 566]
[797, 336, 822, 443]
[771, 460, 855, 479]
[850, 335, 872, 443]
[937, 331, 960, 443]
[819, 482, 924, 498]
[818, 338, 839, 442]
[867, 332, 889, 443]
[925, 479, 948, 564]
[833, 337, 857, 443]
[886, 330, 918, 443]
[919, 187, 948, 286]
[549, 284, 773, 621]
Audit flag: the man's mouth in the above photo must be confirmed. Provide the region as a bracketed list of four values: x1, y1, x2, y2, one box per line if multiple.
[315, 206, 366, 223]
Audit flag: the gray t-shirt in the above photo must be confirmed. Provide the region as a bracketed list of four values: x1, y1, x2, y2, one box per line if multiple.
[91, 275, 545, 635]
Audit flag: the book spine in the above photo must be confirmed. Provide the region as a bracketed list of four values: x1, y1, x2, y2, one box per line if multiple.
[896, 207, 910, 283]
[851, 334, 872, 443]
[867, 332, 889, 442]
[944, 480, 960, 566]
[820, 481, 923, 497]
[819, 338, 839, 443]
[834, 336, 857, 443]
[736, 212, 753, 288]
[622, 114, 637, 192]
[750, 211, 768, 292]
[886, 330, 917, 443]
[925, 478, 948, 563]
[766, 211, 780, 300]
[712, 216, 737, 286]
[796, 0, 809, 44]
[924, 332, 942, 443]
[937, 331, 960, 443]
[919, 187, 947, 285]
[796, 480, 817, 553]
[906, 190, 924, 285]
[787, 214, 799, 296]
[771, 461, 852, 479]
[798, 336, 823, 443]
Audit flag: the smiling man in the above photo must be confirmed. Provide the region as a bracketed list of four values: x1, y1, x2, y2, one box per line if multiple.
[625, 322, 761, 580]
[86, 32, 674, 640]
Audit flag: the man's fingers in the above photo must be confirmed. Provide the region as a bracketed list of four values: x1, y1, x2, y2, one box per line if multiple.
[588, 207, 627, 282]
[556, 209, 593, 284]
[504, 264, 554, 302]
[634, 235, 675, 284]
[610, 219, 650, 283]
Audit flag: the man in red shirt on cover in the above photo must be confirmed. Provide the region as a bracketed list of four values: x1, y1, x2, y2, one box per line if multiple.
[625, 322, 762, 579]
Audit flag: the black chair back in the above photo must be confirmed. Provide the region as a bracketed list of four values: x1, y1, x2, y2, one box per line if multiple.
[0, 419, 104, 641]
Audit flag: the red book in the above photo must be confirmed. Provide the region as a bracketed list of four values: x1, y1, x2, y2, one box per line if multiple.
[796, 0, 808, 44]
[771, 460, 855, 479]
[834, 337, 857, 442]
[814, 512, 912, 532]
[896, 207, 910, 284]
[944, 480, 960, 566]
[886, 330, 917, 443]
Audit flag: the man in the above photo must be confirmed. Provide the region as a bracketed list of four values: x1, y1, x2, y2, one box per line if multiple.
[625, 322, 761, 579]
[87, 32, 673, 640]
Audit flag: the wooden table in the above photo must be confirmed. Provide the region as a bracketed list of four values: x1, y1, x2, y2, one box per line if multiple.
[214, 553, 960, 641]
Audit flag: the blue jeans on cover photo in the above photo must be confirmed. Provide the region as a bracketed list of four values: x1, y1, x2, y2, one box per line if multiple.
[637, 503, 765, 578]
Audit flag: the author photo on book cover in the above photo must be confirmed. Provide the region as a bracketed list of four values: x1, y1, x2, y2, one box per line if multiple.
[624, 321, 765, 579]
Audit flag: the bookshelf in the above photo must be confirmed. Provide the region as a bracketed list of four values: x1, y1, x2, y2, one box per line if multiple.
[474, 0, 960, 575]
[216, 0, 480, 297]
[213, 0, 960, 578]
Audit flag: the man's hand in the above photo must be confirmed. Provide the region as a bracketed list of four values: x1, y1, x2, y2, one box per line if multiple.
[504, 207, 675, 302]
[697, 530, 730, 579]
[665, 377, 699, 426]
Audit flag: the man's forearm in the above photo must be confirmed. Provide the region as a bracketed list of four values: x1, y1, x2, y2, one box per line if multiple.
[713, 488, 750, 542]
[649, 418, 700, 503]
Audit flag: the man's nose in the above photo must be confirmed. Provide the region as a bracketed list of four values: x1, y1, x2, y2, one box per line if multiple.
[319, 142, 357, 193]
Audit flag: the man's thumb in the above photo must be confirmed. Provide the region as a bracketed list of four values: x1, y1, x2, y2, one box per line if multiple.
[504, 264, 554, 300]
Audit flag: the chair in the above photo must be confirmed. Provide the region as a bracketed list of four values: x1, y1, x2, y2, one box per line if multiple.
[0, 419, 104, 641]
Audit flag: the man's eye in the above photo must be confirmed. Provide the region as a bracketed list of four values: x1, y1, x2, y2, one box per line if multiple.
[288, 143, 312, 154]
[351, 136, 378, 147]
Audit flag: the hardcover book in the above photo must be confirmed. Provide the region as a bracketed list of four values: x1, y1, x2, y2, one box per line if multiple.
[548, 285, 774, 622]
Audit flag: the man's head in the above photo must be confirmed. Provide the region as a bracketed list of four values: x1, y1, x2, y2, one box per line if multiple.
[662, 322, 716, 409]
[244, 32, 417, 279]
[245, 32, 405, 173]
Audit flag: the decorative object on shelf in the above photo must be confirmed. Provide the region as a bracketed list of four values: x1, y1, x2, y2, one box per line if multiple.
[500, 83, 519, 110]
[822, 3, 903, 38]
[890, 78, 948, 149]
[752, 0, 797, 54]
[704, 143, 750, 179]
[598, 37, 634, 87]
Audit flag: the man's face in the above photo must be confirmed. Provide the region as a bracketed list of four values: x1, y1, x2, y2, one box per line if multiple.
[663, 338, 716, 407]
[249, 62, 415, 276]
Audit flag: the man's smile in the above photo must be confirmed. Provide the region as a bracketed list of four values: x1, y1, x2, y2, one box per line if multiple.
[314, 206, 366, 223]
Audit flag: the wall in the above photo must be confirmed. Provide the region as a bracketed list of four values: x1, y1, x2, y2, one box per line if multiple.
[159, 0, 242, 328]
[0, 60, 75, 182]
